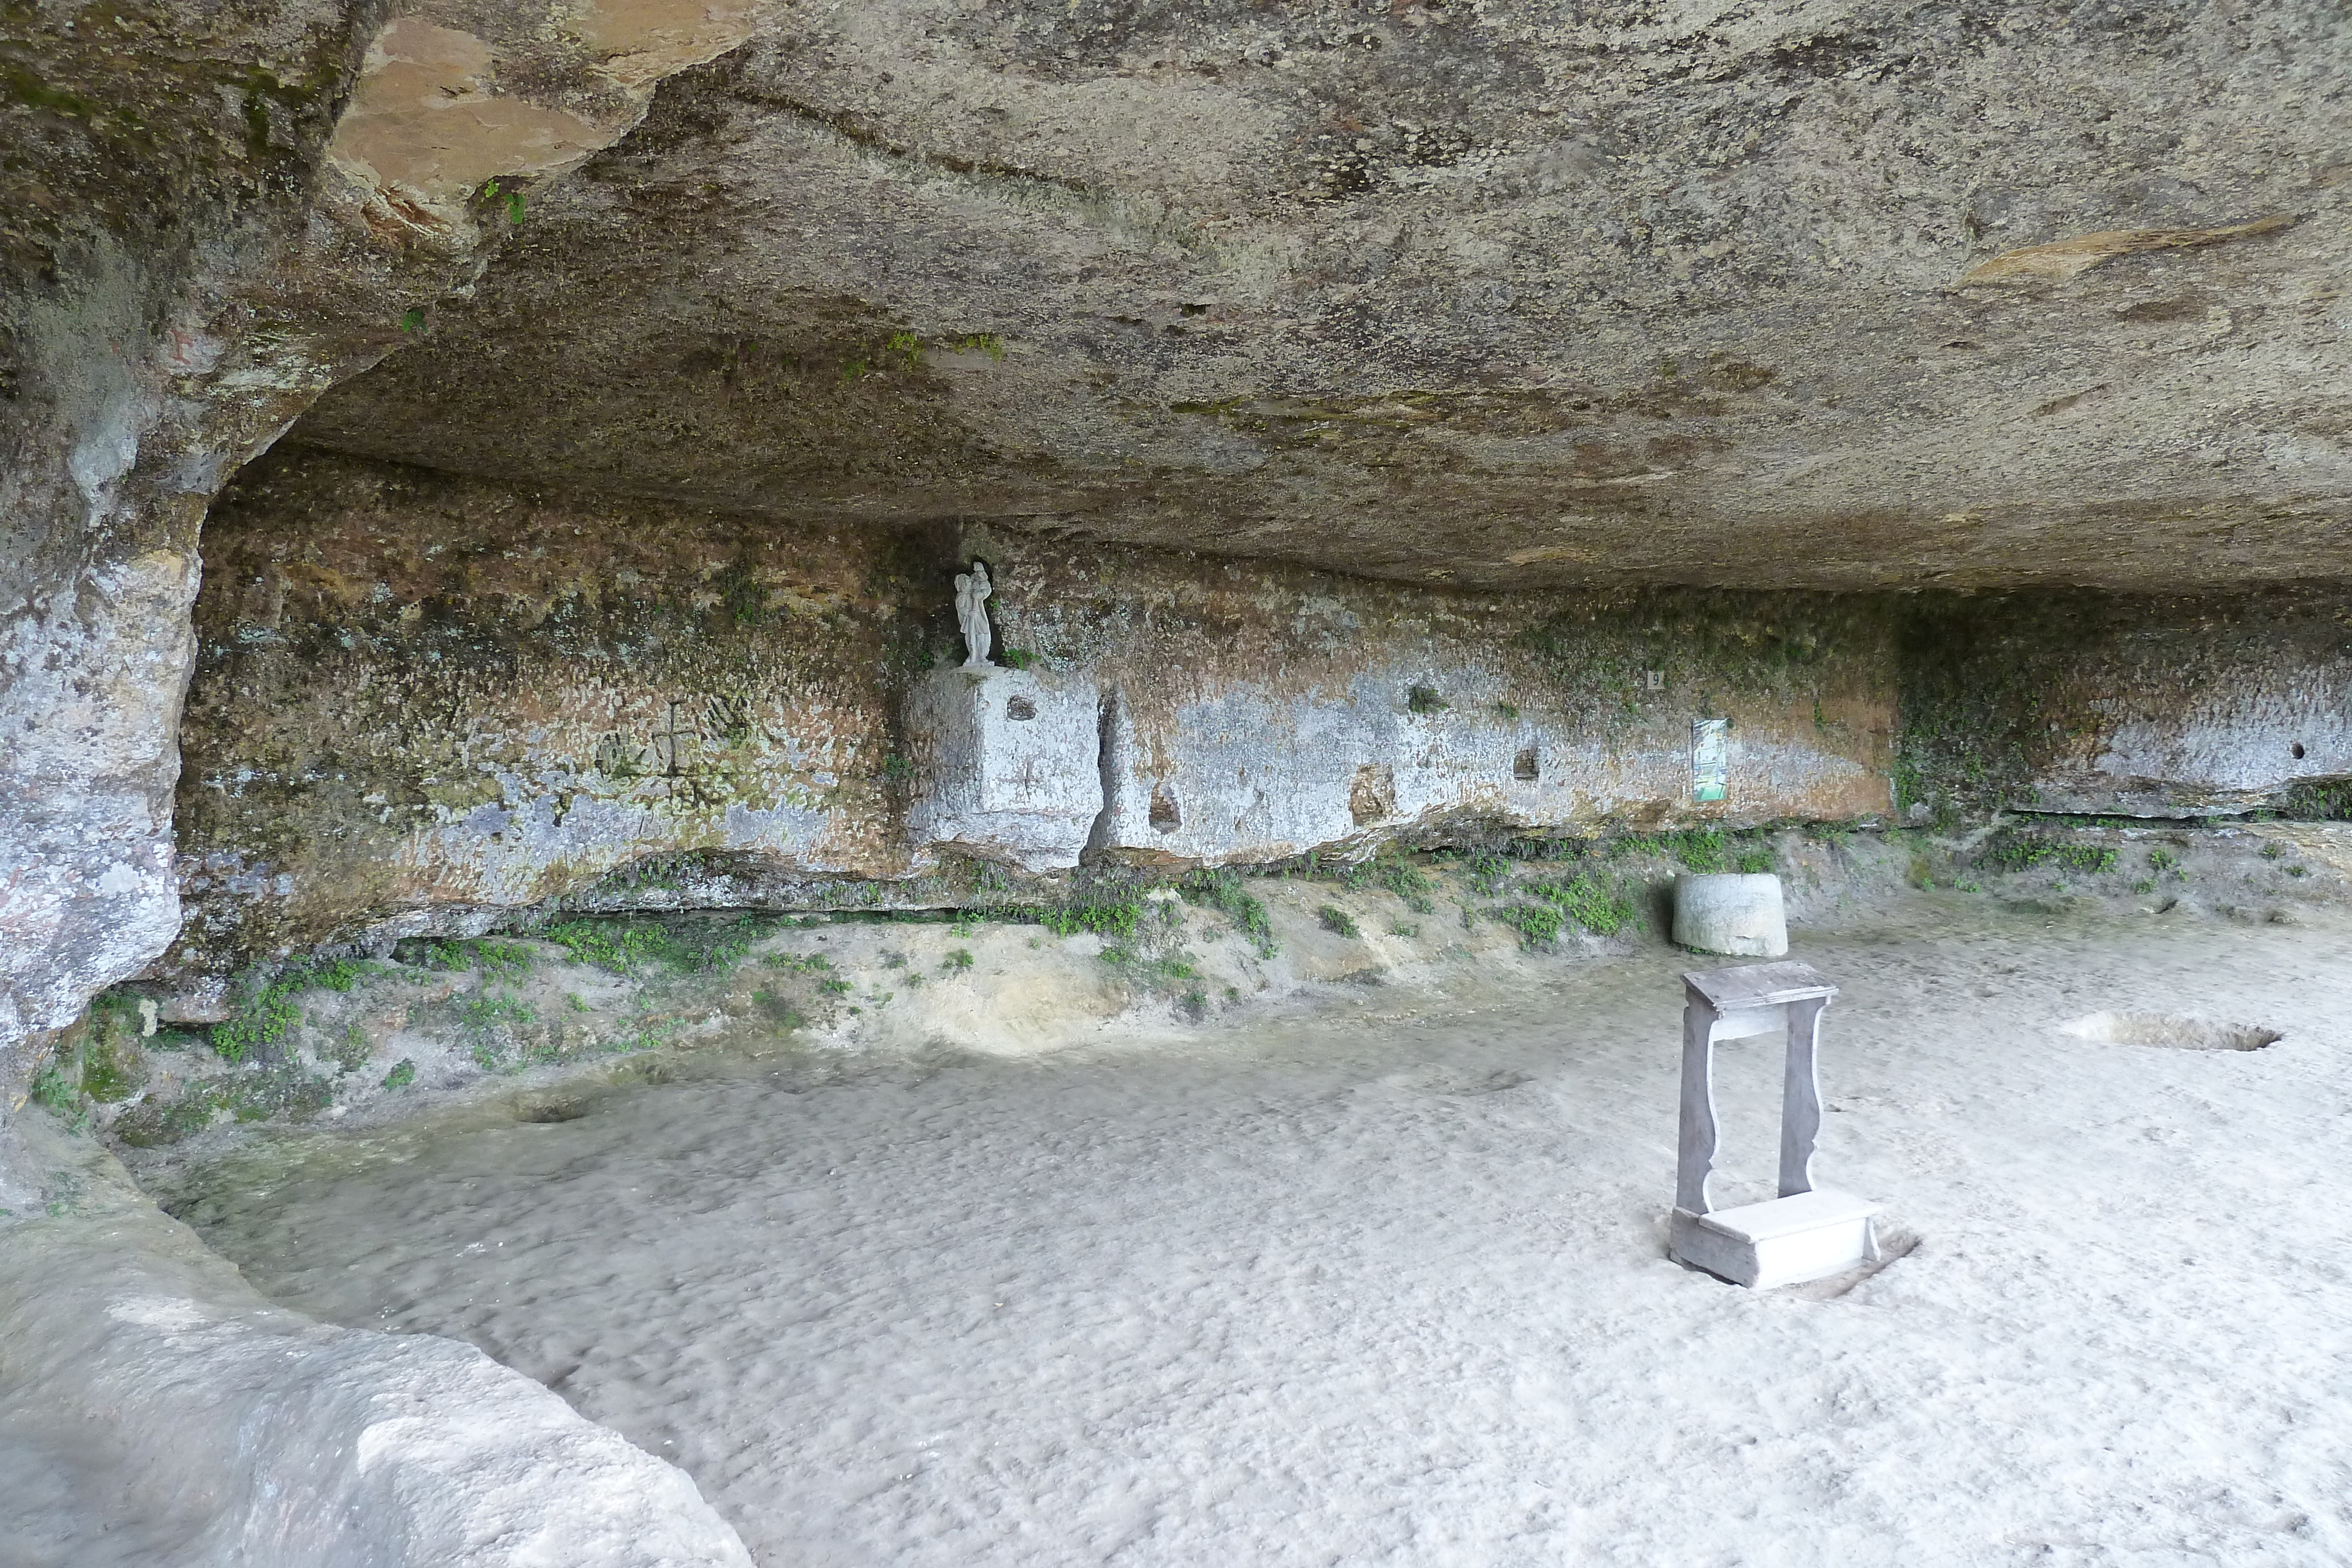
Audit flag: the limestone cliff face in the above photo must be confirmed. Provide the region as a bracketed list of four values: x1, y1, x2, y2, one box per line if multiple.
[0, 0, 748, 1086]
[156, 452, 1895, 995]
[6, 0, 2351, 1084]
[1899, 592, 2352, 820]
[293, 1, 2352, 590]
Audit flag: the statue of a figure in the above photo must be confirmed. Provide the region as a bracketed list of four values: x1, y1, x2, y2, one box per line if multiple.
[954, 560, 994, 668]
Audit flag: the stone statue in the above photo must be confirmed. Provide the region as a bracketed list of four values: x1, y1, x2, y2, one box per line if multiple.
[954, 560, 994, 668]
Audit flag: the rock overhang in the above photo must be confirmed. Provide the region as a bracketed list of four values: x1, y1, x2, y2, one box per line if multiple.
[276, 0, 2351, 592]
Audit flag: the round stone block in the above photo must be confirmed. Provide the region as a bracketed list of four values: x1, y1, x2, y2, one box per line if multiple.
[1673, 872, 1788, 957]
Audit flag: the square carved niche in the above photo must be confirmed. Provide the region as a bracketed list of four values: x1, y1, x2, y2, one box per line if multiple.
[1349, 763, 1395, 825]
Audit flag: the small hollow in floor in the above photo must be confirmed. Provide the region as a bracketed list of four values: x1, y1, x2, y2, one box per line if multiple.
[2059, 1011, 2282, 1051]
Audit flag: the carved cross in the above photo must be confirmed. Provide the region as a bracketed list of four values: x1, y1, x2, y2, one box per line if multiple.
[652, 700, 697, 778]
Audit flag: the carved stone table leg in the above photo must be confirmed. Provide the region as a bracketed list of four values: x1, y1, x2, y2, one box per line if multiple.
[1676, 998, 1721, 1215]
[1778, 995, 1828, 1197]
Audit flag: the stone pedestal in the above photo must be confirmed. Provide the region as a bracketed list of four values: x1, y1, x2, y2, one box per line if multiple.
[906, 666, 1101, 872]
[1669, 961, 1883, 1289]
[1672, 872, 1788, 957]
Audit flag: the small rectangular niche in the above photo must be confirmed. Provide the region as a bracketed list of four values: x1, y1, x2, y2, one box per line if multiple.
[1514, 745, 1539, 781]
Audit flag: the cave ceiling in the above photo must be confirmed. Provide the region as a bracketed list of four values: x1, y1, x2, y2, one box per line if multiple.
[285, 0, 2352, 592]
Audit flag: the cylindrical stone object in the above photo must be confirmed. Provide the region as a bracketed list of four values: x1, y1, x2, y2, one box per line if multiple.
[1673, 872, 1788, 957]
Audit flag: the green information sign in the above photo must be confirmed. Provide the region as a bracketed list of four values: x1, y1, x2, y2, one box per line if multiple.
[1693, 717, 1729, 803]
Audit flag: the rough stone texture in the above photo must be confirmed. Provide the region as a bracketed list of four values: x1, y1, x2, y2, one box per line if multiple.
[0, 0, 752, 1085]
[156, 450, 1897, 986]
[11, 0, 2352, 1076]
[1898, 589, 2352, 819]
[0, 1114, 753, 1567]
[158, 450, 940, 995]
[290, 1, 2352, 591]
[907, 664, 1103, 872]
[981, 529, 1896, 863]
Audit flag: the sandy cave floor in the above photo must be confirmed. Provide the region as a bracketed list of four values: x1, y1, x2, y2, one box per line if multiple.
[159, 898, 2352, 1566]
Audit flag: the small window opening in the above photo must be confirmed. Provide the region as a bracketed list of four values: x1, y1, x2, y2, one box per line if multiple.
[1149, 784, 1182, 832]
[2291, 742, 2307, 759]
[1514, 745, 1539, 782]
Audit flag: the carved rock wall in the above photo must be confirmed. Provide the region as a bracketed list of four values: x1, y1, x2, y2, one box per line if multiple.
[160, 450, 1898, 990]
[0, 0, 752, 1092]
[148, 452, 2352, 995]
[907, 666, 1104, 872]
[159, 452, 939, 1002]
[1899, 590, 2352, 819]
[975, 530, 1896, 864]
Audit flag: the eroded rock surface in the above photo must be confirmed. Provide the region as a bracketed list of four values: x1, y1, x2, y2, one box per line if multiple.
[7, 0, 2351, 1078]
[0, 1112, 751, 1567]
[293, 1, 2352, 590]
[158, 450, 1893, 985]
[1, 0, 747, 1082]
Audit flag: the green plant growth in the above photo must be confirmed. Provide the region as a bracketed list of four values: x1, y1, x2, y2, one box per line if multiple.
[1674, 830, 1729, 872]
[1379, 860, 1437, 912]
[382, 1059, 417, 1090]
[544, 915, 767, 977]
[942, 949, 975, 972]
[1494, 902, 1566, 949]
[998, 647, 1038, 670]
[401, 937, 534, 979]
[1805, 822, 1853, 851]
[71, 1028, 141, 1103]
[1611, 828, 1759, 875]
[1466, 851, 1511, 897]
[210, 957, 374, 1064]
[1317, 905, 1360, 938]
[455, 993, 539, 1070]
[111, 1066, 338, 1146]
[1979, 834, 2117, 875]
[332, 1024, 373, 1072]
[2147, 848, 2179, 874]
[2278, 780, 2352, 821]
[455, 994, 537, 1033]
[1406, 684, 1448, 714]
[1525, 873, 1638, 937]
[29, 1058, 83, 1123]
[1040, 894, 1143, 940]
[1180, 870, 1278, 958]
[479, 178, 524, 223]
